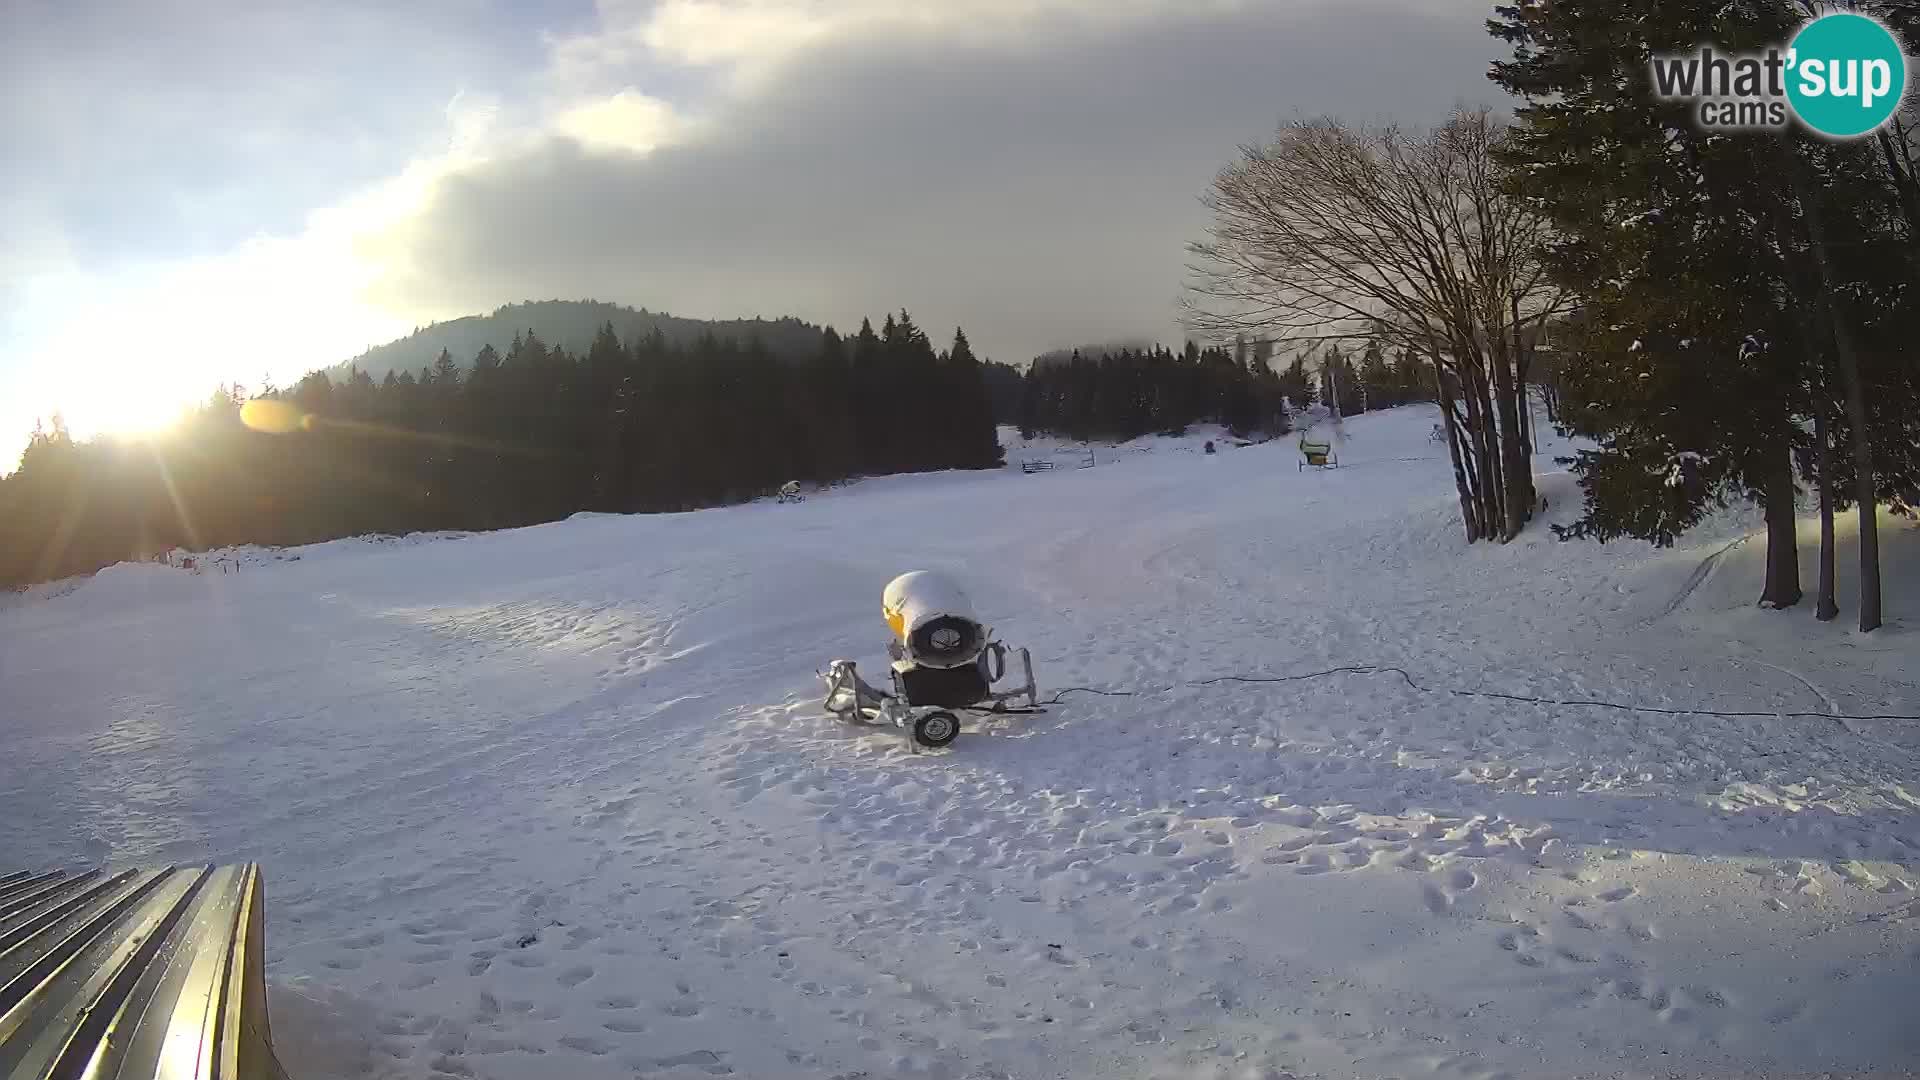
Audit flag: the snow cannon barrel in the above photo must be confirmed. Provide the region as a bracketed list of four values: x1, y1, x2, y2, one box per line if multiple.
[883, 571, 988, 670]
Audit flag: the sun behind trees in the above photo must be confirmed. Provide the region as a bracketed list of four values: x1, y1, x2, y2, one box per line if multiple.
[0, 312, 1002, 589]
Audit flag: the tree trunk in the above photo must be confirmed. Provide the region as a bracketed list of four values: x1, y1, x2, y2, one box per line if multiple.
[1814, 409, 1839, 622]
[1460, 376, 1491, 537]
[1796, 167, 1883, 632]
[1759, 445, 1803, 610]
[1459, 405, 1493, 540]
[1510, 299, 1539, 501]
[1489, 338, 1532, 540]
[1520, 365, 1536, 460]
[1431, 343, 1479, 543]
[1463, 362, 1506, 540]
[1831, 309, 1882, 633]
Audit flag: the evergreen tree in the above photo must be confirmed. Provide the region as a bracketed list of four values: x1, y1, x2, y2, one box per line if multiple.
[1390, 348, 1431, 408]
[980, 361, 1025, 425]
[428, 348, 460, 386]
[1014, 343, 1290, 442]
[1278, 357, 1316, 412]
[1489, 0, 1920, 623]
[1318, 348, 1362, 418]
[805, 328, 860, 483]
[1358, 341, 1393, 411]
[851, 318, 888, 472]
[945, 328, 1004, 467]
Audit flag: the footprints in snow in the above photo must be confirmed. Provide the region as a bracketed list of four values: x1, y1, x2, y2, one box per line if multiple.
[1744, 857, 1917, 904]
[338, 688, 1877, 1080]
[557, 1033, 612, 1056]
[322, 895, 744, 1072]
[557, 1036, 737, 1077]
[1423, 868, 1480, 914]
[1486, 886, 1740, 1033]
[1569, 977, 1733, 1028]
[1254, 812, 1558, 890]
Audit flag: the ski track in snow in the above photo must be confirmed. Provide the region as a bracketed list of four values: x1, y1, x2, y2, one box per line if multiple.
[4, 408, 1919, 1080]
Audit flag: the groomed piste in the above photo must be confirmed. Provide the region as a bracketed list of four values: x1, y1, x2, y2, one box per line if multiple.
[4, 405, 1917, 1080]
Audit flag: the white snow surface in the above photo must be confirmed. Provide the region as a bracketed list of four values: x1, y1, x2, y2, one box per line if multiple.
[4, 404, 1919, 1080]
[998, 423, 1269, 471]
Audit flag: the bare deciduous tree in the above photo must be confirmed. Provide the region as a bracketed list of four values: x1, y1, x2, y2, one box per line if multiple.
[1185, 108, 1567, 542]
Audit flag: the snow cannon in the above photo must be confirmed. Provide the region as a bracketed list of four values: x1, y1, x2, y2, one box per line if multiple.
[884, 570, 989, 670]
[821, 571, 1038, 750]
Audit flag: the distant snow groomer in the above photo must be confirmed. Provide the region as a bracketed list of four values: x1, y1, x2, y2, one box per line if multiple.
[820, 571, 1038, 749]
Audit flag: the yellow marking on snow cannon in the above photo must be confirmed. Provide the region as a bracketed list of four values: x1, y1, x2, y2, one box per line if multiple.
[882, 570, 989, 669]
[1298, 436, 1338, 471]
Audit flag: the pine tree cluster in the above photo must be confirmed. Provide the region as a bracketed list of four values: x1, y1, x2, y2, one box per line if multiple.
[1017, 344, 1288, 442]
[0, 312, 1002, 588]
[1015, 342, 1434, 442]
[1490, 0, 1920, 628]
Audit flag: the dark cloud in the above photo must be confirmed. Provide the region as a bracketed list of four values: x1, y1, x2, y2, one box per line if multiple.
[373, 0, 1507, 362]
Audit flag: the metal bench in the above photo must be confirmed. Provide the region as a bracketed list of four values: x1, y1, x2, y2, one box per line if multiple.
[0, 865, 289, 1079]
[1020, 460, 1055, 474]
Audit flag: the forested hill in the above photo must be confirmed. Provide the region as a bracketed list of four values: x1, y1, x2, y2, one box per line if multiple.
[1, 311, 1002, 588]
[335, 300, 827, 381]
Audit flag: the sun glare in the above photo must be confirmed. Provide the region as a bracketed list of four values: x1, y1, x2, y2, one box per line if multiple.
[239, 398, 309, 434]
[68, 388, 189, 440]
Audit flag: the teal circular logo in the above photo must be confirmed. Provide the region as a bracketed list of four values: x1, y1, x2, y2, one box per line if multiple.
[1787, 13, 1908, 138]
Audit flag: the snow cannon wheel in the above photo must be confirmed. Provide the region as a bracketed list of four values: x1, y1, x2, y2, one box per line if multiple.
[913, 711, 961, 748]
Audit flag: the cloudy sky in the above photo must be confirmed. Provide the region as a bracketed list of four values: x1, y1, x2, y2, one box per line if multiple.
[1, 0, 1506, 460]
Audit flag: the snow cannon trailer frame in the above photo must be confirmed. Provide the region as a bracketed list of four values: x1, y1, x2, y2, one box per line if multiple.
[820, 571, 1039, 750]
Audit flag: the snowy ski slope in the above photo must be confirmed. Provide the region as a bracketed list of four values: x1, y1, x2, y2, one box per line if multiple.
[3, 405, 1917, 1079]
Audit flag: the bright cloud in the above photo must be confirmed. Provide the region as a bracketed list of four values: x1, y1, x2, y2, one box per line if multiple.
[554, 90, 683, 155]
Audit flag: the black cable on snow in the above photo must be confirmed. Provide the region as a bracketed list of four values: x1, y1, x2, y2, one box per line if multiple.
[1037, 665, 1920, 724]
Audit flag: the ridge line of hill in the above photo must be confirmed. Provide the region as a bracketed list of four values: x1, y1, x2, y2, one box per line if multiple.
[331, 299, 829, 381]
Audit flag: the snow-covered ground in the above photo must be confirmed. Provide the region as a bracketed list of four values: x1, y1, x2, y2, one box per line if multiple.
[3, 405, 1918, 1080]
[998, 422, 1267, 470]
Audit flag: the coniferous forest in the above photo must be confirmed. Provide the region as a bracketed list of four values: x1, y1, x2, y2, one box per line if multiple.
[1017, 345, 1288, 442]
[1014, 341, 1435, 442]
[0, 311, 1002, 588]
[1, 319, 1457, 589]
